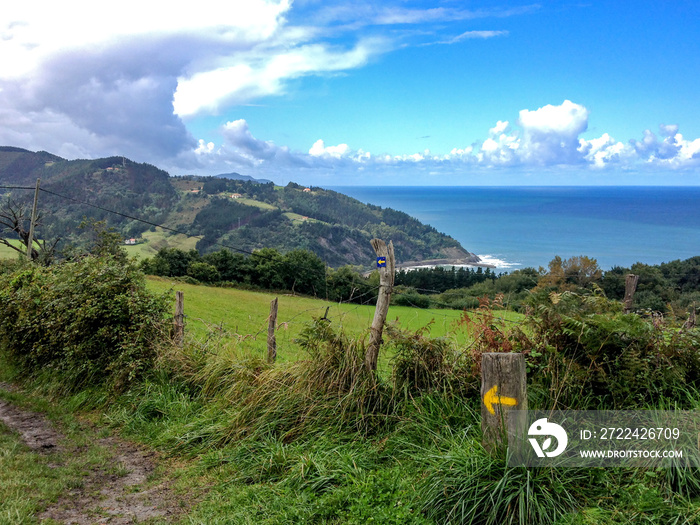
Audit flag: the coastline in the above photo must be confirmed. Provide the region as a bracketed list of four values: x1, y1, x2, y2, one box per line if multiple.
[396, 258, 497, 271]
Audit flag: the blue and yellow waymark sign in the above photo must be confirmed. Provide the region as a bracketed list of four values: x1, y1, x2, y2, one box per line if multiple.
[376, 257, 387, 268]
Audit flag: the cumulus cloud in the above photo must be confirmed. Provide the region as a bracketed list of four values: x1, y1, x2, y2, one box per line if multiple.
[306, 102, 697, 175]
[186, 101, 700, 181]
[629, 126, 700, 167]
[309, 139, 351, 159]
[515, 100, 589, 164]
[189, 119, 310, 174]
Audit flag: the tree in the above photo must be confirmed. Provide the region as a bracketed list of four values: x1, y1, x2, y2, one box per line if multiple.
[251, 248, 286, 290]
[0, 198, 58, 263]
[537, 255, 602, 292]
[187, 262, 220, 283]
[281, 249, 326, 296]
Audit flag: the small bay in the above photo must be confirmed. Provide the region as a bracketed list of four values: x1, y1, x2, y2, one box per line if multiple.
[330, 186, 700, 271]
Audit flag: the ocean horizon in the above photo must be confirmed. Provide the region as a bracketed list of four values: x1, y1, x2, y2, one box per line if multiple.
[329, 186, 700, 272]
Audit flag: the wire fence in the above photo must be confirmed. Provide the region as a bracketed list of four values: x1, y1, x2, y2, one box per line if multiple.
[164, 279, 527, 367]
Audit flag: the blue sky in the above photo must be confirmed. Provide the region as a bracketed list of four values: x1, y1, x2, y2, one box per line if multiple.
[1, 1, 699, 185]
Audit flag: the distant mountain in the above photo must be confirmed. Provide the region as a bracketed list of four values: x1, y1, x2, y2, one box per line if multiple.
[0, 147, 479, 268]
[214, 172, 273, 184]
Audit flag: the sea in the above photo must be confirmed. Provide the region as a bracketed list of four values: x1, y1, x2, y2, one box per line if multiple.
[329, 186, 700, 272]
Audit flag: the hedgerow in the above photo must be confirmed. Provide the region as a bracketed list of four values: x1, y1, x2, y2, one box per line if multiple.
[0, 252, 168, 392]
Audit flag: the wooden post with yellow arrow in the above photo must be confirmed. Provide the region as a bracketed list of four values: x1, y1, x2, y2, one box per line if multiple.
[480, 352, 527, 451]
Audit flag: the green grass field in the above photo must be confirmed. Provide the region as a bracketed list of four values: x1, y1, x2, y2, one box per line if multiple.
[0, 238, 29, 260]
[123, 228, 200, 259]
[146, 277, 523, 366]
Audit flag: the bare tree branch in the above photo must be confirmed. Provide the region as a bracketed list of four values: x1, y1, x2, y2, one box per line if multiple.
[0, 197, 55, 262]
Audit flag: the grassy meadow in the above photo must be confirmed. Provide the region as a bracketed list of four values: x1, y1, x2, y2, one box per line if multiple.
[123, 228, 199, 259]
[146, 276, 523, 367]
[0, 239, 24, 259]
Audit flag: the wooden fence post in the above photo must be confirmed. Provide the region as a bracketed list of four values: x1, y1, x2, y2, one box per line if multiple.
[481, 352, 527, 451]
[174, 291, 184, 346]
[684, 303, 696, 330]
[267, 297, 278, 363]
[366, 238, 395, 372]
[623, 274, 639, 313]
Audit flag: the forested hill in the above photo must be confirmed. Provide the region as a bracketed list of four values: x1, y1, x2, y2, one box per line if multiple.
[0, 147, 478, 268]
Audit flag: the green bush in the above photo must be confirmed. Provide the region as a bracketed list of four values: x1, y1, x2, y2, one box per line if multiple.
[0, 254, 168, 391]
[187, 261, 220, 283]
[387, 324, 478, 397]
[525, 289, 700, 408]
[394, 291, 431, 308]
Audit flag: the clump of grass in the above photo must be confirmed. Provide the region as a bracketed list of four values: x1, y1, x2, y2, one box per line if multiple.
[418, 439, 584, 525]
[387, 322, 479, 399]
[207, 319, 394, 442]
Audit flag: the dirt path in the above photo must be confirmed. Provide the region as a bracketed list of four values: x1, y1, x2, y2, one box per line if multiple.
[0, 382, 181, 524]
[0, 394, 64, 453]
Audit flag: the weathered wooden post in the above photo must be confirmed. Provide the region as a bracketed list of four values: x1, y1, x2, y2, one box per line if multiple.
[366, 239, 395, 372]
[684, 303, 696, 330]
[481, 352, 527, 451]
[267, 297, 278, 363]
[173, 291, 184, 346]
[623, 274, 639, 313]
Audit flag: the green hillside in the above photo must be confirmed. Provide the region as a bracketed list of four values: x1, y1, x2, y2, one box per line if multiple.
[0, 147, 478, 268]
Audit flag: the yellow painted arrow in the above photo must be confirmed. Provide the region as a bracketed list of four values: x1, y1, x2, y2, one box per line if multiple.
[483, 385, 518, 415]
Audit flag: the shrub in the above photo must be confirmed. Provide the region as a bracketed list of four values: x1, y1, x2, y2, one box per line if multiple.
[394, 291, 431, 308]
[187, 261, 220, 283]
[387, 324, 478, 397]
[0, 254, 169, 391]
[524, 289, 700, 408]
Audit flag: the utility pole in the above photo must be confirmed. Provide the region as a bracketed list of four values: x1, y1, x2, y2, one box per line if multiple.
[26, 178, 40, 260]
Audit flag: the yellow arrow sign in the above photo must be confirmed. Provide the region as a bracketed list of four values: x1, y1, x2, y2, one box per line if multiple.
[483, 385, 518, 415]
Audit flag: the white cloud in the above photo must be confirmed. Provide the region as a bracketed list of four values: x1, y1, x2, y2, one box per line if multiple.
[439, 30, 509, 45]
[578, 133, 630, 168]
[174, 38, 387, 116]
[459, 100, 591, 166]
[219, 119, 293, 165]
[309, 139, 351, 159]
[1, 0, 290, 79]
[489, 120, 510, 135]
[0, 0, 548, 170]
[630, 127, 700, 168]
[514, 100, 589, 164]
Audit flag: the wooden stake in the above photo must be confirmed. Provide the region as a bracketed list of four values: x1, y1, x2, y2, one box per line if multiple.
[366, 238, 395, 372]
[267, 297, 278, 363]
[481, 352, 527, 451]
[623, 274, 639, 313]
[684, 303, 696, 330]
[174, 291, 184, 346]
